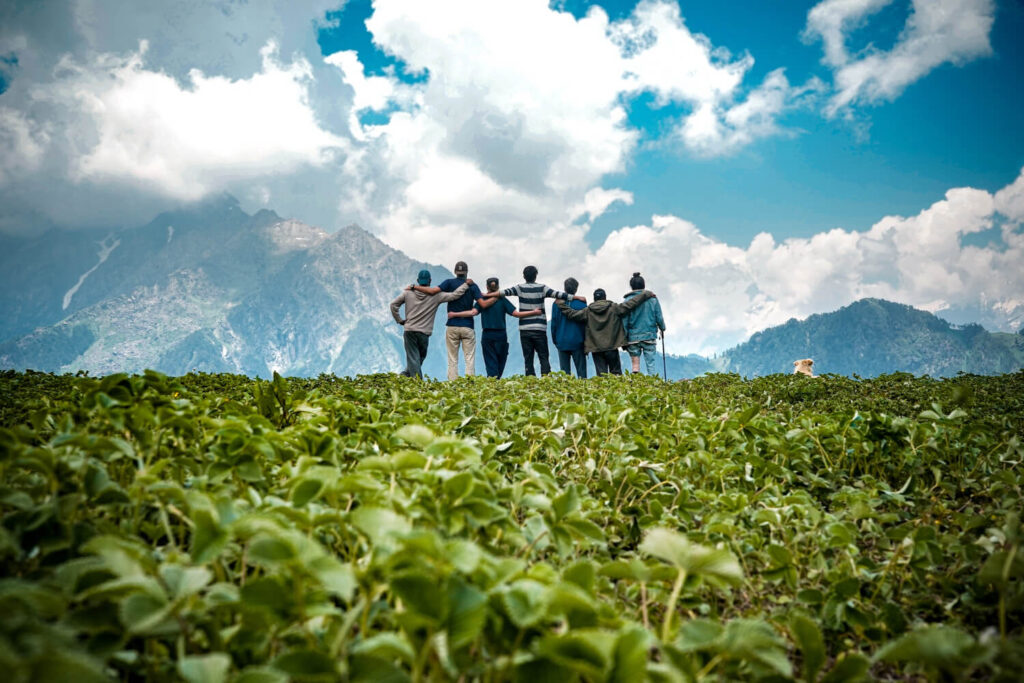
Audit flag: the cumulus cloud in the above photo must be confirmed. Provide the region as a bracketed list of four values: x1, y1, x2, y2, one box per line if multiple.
[0, 0, 352, 229]
[805, 0, 996, 113]
[330, 0, 809, 278]
[40, 40, 344, 199]
[582, 171, 1023, 353]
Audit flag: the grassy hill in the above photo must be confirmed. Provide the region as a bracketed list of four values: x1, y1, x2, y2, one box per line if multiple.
[1, 369, 1022, 680]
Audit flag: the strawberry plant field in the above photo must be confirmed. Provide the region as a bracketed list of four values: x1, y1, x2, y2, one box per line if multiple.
[1, 369, 1023, 682]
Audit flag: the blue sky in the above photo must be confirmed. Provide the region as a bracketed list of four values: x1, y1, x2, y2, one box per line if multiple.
[1, 0, 1022, 352]
[318, 0, 1024, 247]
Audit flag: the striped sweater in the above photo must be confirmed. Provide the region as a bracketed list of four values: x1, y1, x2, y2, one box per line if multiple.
[502, 282, 570, 331]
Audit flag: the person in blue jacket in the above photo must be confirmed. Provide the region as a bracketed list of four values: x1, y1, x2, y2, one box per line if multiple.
[550, 277, 588, 378]
[622, 272, 665, 375]
[448, 277, 543, 378]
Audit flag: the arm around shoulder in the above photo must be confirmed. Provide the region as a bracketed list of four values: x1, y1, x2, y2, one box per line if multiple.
[556, 299, 587, 321]
[438, 282, 470, 302]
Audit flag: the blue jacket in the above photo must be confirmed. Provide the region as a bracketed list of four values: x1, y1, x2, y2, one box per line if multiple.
[623, 290, 665, 342]
[550, 298, 586, 351]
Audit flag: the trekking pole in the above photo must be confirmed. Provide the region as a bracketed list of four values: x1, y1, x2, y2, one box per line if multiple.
[661, 330, 667, 380]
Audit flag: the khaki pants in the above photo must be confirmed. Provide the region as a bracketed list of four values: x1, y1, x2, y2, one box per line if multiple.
[445, 327, 476, 380]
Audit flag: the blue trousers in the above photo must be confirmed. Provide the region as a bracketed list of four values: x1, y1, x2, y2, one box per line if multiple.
[481, 329, 509, 378]
[557, 348, 588, 378]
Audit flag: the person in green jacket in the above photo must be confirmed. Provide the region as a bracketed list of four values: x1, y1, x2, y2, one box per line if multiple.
[555, 288, 655, 375]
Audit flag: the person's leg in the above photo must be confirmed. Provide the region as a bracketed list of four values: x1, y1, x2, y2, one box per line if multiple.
[557, 349, 572, 374]
[571, 348, 588, 378]
[402, 332, 418, 376]
[632, 355, 641, 373]
[445, 327, 459, 380]
[406, 332, 426, 378]
[521, 331, 537, 376]
[496, 336, 509, 378]
[481, 334, 499, 377]
[592, 350, 609, 375]
[608, 351, 623, 375]
[643, 341, 657, 375]
[416, 334, 430, 378]
[462, 328, 476, 376]
[536, 334, 551, 375]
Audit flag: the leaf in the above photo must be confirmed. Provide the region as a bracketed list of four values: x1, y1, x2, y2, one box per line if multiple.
[191, 510, 229, 564]
[309, 556, 356, 602]
[177, 653, 231, 683]
[446, 579, 487, 649]
[499, 579, 548, 628]
[271, 650, 338, 677]
[350, 507, 411, 549]
[248, 535, 297, 565]
[639, 528, 743, 585]
[552, 485, 580, 521]
[390, 571, 448, 621]
[789, 613, 826, 682]
[395, 424, 434, 447]
[291, 477, 324, 507]
[350, 633, 416, 664]
[821, 652, 871, 683]
[610, 626, 650, 683]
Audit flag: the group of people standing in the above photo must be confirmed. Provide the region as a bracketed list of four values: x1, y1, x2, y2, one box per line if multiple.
[389, 261, 665, 380]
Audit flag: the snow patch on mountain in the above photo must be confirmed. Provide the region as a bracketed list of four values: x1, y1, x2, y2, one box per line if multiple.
[63, 235, 121, 310]
[167, 225, 174, 244]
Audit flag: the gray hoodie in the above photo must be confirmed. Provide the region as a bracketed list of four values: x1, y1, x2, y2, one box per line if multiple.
[390, 282, 469, 335]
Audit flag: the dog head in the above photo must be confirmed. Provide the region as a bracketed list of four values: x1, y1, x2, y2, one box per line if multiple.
[793, 359, 815, 377]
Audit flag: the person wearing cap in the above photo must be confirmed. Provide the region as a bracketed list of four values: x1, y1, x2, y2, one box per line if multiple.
[390, 270, 469, 378]
[410, 260, 485, 380]
[555, 287, 655, 375]
[447, 276, 544, 378]
[480, 265, 580, 376]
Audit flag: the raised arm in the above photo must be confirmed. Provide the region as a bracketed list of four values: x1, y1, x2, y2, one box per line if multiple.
[614, 290, 654, 316]
[436, 281, 470, 302]
[448, 309, 479, 319]
[511, 309, 544, 319]
[390, 293, 406, 325]
[556, 300, 587, 322]
[410, 284, 441, 295]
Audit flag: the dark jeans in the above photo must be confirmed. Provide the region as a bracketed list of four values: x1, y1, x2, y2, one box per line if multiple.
[402, 331, 430, 378]
[557, 347, 588, 378]
[592, 349, 622, 375]
[481, 329, 509, 378]
[520, 330, 551, 376]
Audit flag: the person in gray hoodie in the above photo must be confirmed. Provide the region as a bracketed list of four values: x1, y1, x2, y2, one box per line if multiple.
[390, 270, 469, 378]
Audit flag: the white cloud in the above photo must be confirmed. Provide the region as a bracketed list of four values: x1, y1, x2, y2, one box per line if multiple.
[0, 106, 48, 184]
[582, 171, 1023, 353]
[330, 0, 805, 278]
[805, 0, 996, 113]
[30, 40, 344, 200]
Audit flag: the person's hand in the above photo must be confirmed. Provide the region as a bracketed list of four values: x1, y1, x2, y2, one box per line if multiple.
[405, 285, 413, 291]
[574, 295, 585, 302]
[398, 319, 406, 326]
[466, 278, 474, 286]
[447, 312, 456, 319]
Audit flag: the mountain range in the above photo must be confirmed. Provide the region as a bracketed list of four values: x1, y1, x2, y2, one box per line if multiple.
[1, 197, 1022, 379]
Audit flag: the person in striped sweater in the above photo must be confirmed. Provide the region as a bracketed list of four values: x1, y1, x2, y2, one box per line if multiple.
[482, 265, 583, 376]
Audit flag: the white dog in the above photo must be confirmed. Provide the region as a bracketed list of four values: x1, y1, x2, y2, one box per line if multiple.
[793, 359, 816, 377]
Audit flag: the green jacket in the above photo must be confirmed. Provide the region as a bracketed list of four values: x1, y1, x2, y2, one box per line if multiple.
[556, 291, 654, 353]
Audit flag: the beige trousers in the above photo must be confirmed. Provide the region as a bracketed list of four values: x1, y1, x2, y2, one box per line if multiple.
[445, 326, 476, 380]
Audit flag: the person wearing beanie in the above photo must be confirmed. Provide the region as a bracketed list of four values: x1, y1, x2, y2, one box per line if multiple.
[555, 286, 655, 375]
[447, 276, 544, 377]
[390, 269, 469, 378]
[622, 272, 666, 375]
[410, 260, 486, 380]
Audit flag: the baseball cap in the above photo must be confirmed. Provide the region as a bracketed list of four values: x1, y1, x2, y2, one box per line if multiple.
[417, 269, 432, 286]
[454, 261, 468, 275]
